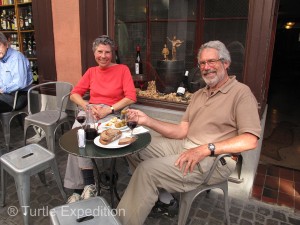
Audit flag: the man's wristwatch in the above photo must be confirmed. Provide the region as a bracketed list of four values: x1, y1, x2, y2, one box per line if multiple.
[110, 106, 115, 114]
[208, 143, 215, 157]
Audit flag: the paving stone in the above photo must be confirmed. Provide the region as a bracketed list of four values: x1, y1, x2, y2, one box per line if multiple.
[254, 222, 264, 225]
[195, 209, 209, 219]
[257, 206, 272, 216]
[265, 219, 279, 225]
[242, 210, 254, 220]
[239, 219, 253, 225]
[255, 213, 266, 223]
[272, 211, 287, 222]
[245, 203, 256, 212]
[210, 209, 225, 221]
[229, 205, 242, 216]
[288, 216, 300, 225]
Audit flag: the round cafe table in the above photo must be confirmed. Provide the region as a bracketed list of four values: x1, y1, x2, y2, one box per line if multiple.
[59, 127, 151, 208]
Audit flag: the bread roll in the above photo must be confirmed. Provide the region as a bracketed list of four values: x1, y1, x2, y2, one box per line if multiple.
[118, 137, 136, 145]
[100, 128, 122, 145]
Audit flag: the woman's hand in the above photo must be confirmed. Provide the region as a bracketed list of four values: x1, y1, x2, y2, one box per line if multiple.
[92, 105, 111, 120]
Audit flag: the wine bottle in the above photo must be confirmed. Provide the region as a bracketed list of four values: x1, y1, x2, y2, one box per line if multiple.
[176, 70, 189, 97]
[27, 6, 33, 29]
[135, 45, 143, 74]
[115, 45, 121, 64]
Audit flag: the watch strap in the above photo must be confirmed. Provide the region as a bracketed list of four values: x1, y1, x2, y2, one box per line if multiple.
[110, 106, 115, 114]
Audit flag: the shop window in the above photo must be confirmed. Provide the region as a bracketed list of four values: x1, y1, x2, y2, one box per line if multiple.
[114, 0, 248, 110]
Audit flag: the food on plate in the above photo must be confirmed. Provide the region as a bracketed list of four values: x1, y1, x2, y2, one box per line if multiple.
[104, 117, 118, 126]
[118, 137, 136, 145]
[104, 117, 127, 129]
[115, 120, 126, 128]
[99, 128, 122, 145]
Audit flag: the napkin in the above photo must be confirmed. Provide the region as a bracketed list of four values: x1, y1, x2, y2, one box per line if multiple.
[132, 126, 149, 135]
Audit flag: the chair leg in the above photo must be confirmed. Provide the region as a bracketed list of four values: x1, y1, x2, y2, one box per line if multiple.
[222, 185, 230, 225]
[1, 116, 11, 152]
[45, 131, 56, 153]
[50, 160, 67, 201]
[1, 166, 7, 207]
[24, 125, 29, 146]
[38, 171, 47, 185]
[15, 174, 31, 225]
[178, 191, 197, 225]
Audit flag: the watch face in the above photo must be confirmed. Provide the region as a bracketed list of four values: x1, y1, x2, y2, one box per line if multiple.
[208, 143, 215, 156]
[208, 143, 215, 151]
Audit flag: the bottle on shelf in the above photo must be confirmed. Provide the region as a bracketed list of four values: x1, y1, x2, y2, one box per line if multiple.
[27, 6, 33, 29]
[115, 45, 121, 64]
[176, 70, 189, 97]
[1, 10, 7, 30]
[24, 10, 29, 30]
[135, 44, 143, 75]
[22, 36, 28, 54]
[19, 11, 24, 30]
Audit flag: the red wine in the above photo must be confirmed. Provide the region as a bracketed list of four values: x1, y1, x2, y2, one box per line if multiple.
[127, 121, 137, 130]
[85, 128, 97, 140]
[77, 116, 86, 124]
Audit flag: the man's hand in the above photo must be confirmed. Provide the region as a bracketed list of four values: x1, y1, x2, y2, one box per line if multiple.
[126, 109, 148, 125]
[175, 147, 207, 176]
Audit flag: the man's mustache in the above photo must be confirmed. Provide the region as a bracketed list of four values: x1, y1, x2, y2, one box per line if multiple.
[202, 70, 216, 75]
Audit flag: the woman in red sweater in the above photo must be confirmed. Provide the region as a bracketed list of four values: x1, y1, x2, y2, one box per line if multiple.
[64, 35, 136, 203]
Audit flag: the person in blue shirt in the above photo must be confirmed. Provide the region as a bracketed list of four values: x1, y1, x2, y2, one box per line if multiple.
[0, 32, 33, 113]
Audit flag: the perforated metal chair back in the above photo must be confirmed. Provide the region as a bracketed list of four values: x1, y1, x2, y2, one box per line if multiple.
[178, 154, 231, 225]
[24, 81, 73, 153]
[0, 90, 29, 154]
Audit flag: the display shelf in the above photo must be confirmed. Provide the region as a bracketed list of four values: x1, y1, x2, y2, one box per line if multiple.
[0, 0, 38, 83]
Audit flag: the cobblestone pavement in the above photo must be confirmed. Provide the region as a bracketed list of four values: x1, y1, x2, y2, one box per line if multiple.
[1, 119, 300, 225]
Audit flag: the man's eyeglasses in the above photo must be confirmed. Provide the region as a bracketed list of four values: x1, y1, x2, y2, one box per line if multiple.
[198, 58, 224, 68]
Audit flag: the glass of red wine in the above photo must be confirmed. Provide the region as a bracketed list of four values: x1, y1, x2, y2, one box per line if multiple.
[76, 107, 86, 129]
[125, 111, 138, 138]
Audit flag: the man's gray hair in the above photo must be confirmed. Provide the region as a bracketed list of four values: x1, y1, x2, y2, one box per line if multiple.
[92, 35, 115, 52]
[198, 40, 231, 63]
[0, 32, 8, 45]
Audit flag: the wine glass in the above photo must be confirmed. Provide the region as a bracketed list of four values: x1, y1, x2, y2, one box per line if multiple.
[76, 107, 86, 129]
[125, 111, 138, 138]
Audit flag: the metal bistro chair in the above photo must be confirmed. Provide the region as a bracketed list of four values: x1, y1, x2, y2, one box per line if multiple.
[1, 143, 67, 225]
[0, 89, 29, 154]
[49, 196, 122, 225]
[24, 81, 73, 153]
[178, 154, 232, 225]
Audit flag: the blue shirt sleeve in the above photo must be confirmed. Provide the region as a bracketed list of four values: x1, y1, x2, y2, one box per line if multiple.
[0, 48, 33, 93]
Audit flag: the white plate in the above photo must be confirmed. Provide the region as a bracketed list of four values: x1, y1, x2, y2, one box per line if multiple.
[98, 123, 129, 133]
[94, 133, 132, 149]
[112, 124, 129, 130]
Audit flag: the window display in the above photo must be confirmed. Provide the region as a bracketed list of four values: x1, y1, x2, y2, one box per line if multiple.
[114, 0, 248, 109]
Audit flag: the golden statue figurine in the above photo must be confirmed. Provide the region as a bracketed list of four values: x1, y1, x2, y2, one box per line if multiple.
[161, 44, 169, 61]
[167, 36, 184, 60]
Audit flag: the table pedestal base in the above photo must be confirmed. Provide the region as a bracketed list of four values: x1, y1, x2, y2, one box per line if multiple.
[91, 158, 121, 208]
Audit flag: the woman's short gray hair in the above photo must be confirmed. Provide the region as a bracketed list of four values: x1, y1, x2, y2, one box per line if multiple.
[198, 40, 231, 63]
[92, 35, 115, 52]
[0, 32, 8, 45]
